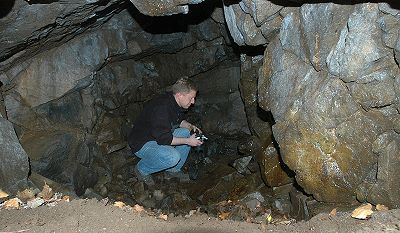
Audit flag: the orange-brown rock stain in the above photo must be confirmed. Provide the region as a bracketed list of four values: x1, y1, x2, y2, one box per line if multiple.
[281, 128, 357, 203]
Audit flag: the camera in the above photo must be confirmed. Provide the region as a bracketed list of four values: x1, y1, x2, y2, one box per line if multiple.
[195, 133, 208, 142]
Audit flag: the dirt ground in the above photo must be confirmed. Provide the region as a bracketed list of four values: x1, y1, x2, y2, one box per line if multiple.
[1, 198, 399, 233]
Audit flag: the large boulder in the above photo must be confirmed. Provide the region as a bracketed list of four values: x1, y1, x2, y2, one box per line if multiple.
[223, 0, 283, 46]
[259, 3, 400, 206]
[366, 131, 400, 208]
[0, 117, 29, 193]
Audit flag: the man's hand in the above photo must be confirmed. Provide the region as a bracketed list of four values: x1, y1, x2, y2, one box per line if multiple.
[171, 134, 203, 146]
[186, 134, 203, 147]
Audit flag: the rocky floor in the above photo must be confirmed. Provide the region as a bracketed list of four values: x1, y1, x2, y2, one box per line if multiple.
[1, 198, 400, 233]
[2, 134, 400, 233]
[91, 134, 289, 222]
[84, 133, 359, 224]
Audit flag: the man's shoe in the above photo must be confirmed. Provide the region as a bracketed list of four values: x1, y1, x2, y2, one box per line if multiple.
[134, 166, 155, 187]
[165, 171, 190, 182]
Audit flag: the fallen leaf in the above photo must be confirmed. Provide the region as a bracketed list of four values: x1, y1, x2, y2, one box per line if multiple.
[0, 189, 9, 198]
[3, 198, 22, 209]
[265, 209, 272, 223]
[351, 203, 373, 220]
[329, 208, 337, 217]
[266, 214, 273, 223]
[158, 214, 168, 221]
[133, 204, 144, 212]
[218, 212, 230, 220]
[62, 196, 70, 202]
[38, 183, 54, 200]
[113, 201, 125, 208]
[376, 204, 388, 211]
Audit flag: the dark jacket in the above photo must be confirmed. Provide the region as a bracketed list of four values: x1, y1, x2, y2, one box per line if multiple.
[128, 92, 187, 153]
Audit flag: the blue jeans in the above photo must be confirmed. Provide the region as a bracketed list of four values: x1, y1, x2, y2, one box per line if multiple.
[135, 128, 191, 176]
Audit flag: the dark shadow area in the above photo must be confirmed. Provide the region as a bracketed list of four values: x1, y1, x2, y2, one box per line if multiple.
[257, 106, 276, 125]
[239, 45, 266, 57]
[263, 0, 303, 7]
[126, 0, 222, 34]
[0, 0, 15, 18]
[27, 157, 32, 177]
[227, 44, 266, 61]
[25, 0, 63, 4]
[0, 80, 7, 120]
[81, 0, 126, 27]
[25, 0, 111, 5]
[293, 179, 309, 195]
[222, 0, 241, 6]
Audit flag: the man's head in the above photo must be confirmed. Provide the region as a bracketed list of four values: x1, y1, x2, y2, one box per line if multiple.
[172, 77, 197, 109]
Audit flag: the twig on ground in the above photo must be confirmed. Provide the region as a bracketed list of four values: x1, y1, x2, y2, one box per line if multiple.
[0, 229, 29, 233]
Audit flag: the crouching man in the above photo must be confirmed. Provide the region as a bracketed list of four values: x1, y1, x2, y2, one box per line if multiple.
[128, 77, 203, 186]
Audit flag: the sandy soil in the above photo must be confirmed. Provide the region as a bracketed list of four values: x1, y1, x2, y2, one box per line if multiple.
[1, 199, 399, 233]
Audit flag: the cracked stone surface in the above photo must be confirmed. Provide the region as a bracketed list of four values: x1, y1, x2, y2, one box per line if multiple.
[258, 2, 400, 207]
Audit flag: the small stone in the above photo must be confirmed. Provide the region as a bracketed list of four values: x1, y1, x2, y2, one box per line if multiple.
[376, 204, 389, 211]
[0, 189, 9, 198]
[158, 213, 168, 221]
[17, 188, 36, 202]
[133, 204, 144, 212]
[27, 198, 45, 208]
[329, 208, 337, 217]
[38, 183, 54, 200]
[113, 201, 125, 208]
[351, 203, 373, 220]
[3, 198, 22, 209]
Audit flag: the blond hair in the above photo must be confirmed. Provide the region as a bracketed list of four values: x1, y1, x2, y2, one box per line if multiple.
[172, 77, 197, 94]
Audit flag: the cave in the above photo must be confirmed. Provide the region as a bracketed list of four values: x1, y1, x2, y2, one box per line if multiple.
[1, 0, 399, 225]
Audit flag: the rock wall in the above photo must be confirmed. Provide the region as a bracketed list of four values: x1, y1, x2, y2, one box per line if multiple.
[1, 0, 399, 209]
[223, 0, 283, 46]
[258, 3, 400, 207]
[0, 0, 126, 72]
[0, 116, 29, 194]
[0, 3, 246, 195]
[239, 54, 293, 187]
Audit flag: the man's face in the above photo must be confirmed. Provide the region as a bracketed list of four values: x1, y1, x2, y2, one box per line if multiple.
[176, 90, 197, 109]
